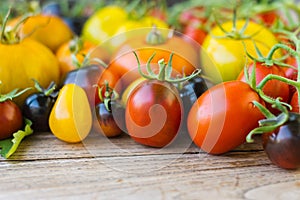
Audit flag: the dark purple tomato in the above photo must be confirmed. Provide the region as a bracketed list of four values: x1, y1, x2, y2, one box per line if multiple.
[263, 112, 300, 169]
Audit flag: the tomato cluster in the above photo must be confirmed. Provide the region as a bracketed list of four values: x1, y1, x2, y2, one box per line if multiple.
[0, 0, 300, 170]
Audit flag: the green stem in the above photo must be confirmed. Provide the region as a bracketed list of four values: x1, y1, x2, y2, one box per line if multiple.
[257, 74, 299, 90]
[266, 43, 298, 60]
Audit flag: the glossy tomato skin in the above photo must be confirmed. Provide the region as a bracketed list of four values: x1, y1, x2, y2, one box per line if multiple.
[94, 100, 125, 137]
[22, 93, 57, 132]
[126, 80, 183, 147]
[179, 76, 208, 118]
[201, 20, 280, 83]
[187, 81, 265, 155]
[263, 112, 300, 169]
[62, 65, 103, 107]
[0, 100, 23, 140]
[290, 91, 299, 113]
[237, 62, 290, 113]
[182, 18, 207, 45]
[109, 34, 199, 90]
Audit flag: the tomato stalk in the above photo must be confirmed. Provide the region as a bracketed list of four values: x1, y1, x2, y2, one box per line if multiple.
[133, 51, 201, 83]
[246, 28, 300, 142]
[95, 81, 119, 112]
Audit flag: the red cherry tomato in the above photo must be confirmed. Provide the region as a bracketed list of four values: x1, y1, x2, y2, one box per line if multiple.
[0, 100, 23, 140]
[187, 81, 265, 155]
[125, 80, 183, 148]
[237, 62, 290, 113]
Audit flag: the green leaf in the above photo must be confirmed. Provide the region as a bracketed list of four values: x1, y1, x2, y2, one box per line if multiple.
[0, 119, 33, 159]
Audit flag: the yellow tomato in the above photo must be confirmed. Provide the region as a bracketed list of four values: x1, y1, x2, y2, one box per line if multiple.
[10, 14, 73, 52]
[49, 84, 92, 143]
[0, 38, 59, 105]
[201, 20, 281, 83]
[82, 6, 128, 45]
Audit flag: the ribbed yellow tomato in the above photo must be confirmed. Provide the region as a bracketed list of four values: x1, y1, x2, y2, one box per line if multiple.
[49, 84, 92, 143]
[0, 38, 59, 105]
[201, 20, 281, 83]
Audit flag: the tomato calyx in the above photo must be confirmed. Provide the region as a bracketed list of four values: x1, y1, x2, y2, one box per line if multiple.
[145, 25, 166, 45]
[0, 9, 32, 45]
[32, 79, 57, 98]
[95, 81, 119, 112]
[133, 51, 201, 83]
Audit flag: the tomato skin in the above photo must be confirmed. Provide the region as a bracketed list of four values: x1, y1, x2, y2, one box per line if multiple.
[237, 62, 290, 113]
[109, 34, 199, 89]
[10, 14, 73, 52]
[187, 81, 265, 154]
[125, 80, 183, 148]
[262, 112, 300, 169]
[0, 38, 60, 106]
[49, 84, 92, 143]
[0, 100, 23, 140]
[290, 91, 299, 113]
[201, 20, 280, 83]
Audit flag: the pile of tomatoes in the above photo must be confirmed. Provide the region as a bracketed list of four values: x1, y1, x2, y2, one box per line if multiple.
[0, 0, 300, 170]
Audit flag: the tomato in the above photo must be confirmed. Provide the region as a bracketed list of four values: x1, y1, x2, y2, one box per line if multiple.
[49, 84, 92, 143]
[109, 29, 199, 89]
[56, 38, 110, 77]
[262, 112, 300, 169]
[0, 100, 23, 140]
[10, 14, 74, 52]
[187, 81, 265, 154]
[290, 91, 299, 113]
[82, 6, 128, 45]
[82, 5, 168, 50]
[237, 62, 290, 113]
[126, 80, 183, 147]
[201, 20, 280, 83]
[182, 18, 207, 45]
[22, 81, 57, 132]
[62, 65, 103, 107]
[0, 37, 60, 106]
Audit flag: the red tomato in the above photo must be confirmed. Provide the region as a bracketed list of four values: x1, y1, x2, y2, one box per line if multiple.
[290, 91, 299, 113]
[125, 80, 183, 148]
[237, 62, 290, 113]
[0, 100, 23, 140]
[182, 18, 207, 45]
[187, 81, 265, 155]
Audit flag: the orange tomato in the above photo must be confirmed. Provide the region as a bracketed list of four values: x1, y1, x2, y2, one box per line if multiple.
[56, 39, 111, 77]
[108, 28, 200, 89]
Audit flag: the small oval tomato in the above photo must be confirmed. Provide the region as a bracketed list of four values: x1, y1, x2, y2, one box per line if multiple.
[187, 81, 265, 154]
[126, 80, 183, 148]
[201, 20, 280, 83]
[49, 84, 92, 143]
[237, 62, 290, 113]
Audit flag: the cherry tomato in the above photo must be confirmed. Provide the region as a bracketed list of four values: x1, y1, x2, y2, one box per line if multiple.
[0, 100, 23, 140]
[290, 91, 299, 113]
[237, 62, 290, 113]
[126, 80, 183, 148]
[22, 82, 57, 132]
[182, 19, 207, 45]
[187, 81, 265, 154]
[49, 84, 92, 143]
[94, 100, 125, 138]
[62, 65, 103, 107]
[262, 112, 300, 169]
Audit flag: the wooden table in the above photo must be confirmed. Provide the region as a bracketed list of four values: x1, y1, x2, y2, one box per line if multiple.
[0, 131, 299, 199]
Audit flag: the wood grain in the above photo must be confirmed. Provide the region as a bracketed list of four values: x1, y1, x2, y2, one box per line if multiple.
[0, 131, 299, 199]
